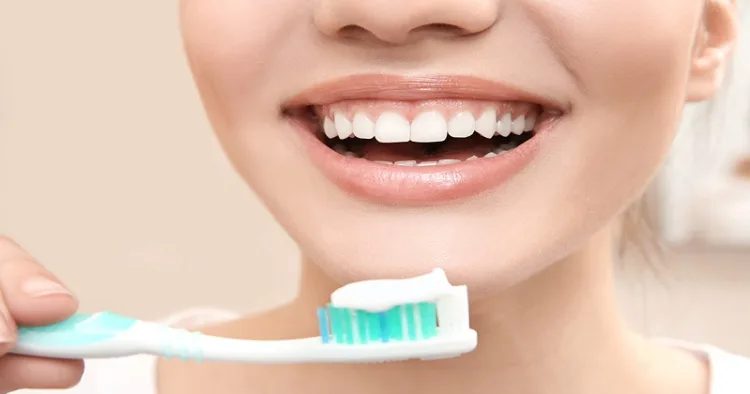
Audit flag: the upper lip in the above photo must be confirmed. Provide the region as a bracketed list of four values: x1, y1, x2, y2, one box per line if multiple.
[283, 74, 566, 111]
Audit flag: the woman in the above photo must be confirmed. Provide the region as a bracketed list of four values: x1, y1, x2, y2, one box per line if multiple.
[1, 0, 748, 393]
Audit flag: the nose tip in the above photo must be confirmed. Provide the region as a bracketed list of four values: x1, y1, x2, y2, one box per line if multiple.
[314, 0, 500, 45]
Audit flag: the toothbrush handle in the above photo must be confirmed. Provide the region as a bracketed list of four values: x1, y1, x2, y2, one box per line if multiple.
[11, 313, 478, 364]
[14, 314, 348, 363]
[11, 312, 148, 359]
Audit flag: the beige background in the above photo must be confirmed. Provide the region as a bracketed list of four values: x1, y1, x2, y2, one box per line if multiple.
[2, 0, 750, 356]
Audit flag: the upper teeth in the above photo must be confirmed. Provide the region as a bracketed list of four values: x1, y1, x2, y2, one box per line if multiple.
[352, 113, 375, 139]
[322, 110, 536, 143]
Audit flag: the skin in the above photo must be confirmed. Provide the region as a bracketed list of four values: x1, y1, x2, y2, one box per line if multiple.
[0, 0, 737, 393]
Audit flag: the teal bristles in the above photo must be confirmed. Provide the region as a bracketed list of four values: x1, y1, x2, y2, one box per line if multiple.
[316, 302, 438, 345]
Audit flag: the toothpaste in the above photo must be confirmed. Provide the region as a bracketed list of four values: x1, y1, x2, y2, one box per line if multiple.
[330, 268, 454, 312]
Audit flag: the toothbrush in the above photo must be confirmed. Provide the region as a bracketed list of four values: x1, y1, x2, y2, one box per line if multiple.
[10, 269, 477, 363]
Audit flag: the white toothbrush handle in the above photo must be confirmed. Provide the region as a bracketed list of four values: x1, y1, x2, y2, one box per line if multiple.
[12, 312, 476, 363]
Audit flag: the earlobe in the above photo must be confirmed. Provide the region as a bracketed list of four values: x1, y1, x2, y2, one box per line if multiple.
[686, 0, 738, 102]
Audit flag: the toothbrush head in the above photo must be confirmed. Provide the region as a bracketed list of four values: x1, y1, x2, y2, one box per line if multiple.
[314, 268, 477, 361]
[317, 302, 438, 345]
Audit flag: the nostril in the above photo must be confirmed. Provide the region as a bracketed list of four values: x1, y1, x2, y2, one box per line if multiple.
[338, 24, 370, 39]
[314, 0, 500, 44]
[336, 23, 473, 43]
[412, 23, 468, 36]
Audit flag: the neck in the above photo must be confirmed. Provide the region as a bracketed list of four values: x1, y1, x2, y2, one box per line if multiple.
[273, 226, 652, 394]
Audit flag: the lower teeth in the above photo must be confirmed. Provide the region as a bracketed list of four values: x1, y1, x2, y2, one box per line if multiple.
[334, 147, 512, 166]
[329, 134, 529, 166]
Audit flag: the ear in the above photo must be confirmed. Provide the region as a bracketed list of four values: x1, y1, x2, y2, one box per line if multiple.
[686, 0, 738, 102]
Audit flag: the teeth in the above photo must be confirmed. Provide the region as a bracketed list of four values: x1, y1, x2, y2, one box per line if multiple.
[475, 109, 496, 139]
[334, 113, 353, 139]
[496, 113, 512, 137]
[333, 143, 347, 155]
[410, 111, 448, 143]
[366, 157, 491, 166]
[375, 112, 410, 143]
[324, 117, 338, 139]
[447, 112, 475, 138]
[416, 159, 460, 166]
[352, 113, 375, 139]
[333, 143, 360, 158]
[323, 109, 537, 141]
[511, 115, 525, 135]
[524, 114, 537, 131]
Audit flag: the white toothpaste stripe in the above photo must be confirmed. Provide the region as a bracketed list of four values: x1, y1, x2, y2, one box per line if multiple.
[363, 314, 369, 343]
[414, 304, 422, 340]
[330, 268, 452, 312]
[401, 306, 409, 339]
[351, 309, 359, 343]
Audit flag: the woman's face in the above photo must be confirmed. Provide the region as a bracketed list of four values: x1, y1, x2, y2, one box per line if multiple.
[179, 0, 706, 292]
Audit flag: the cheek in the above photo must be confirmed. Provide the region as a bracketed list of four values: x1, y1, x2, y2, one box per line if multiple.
[530, 0, 703, 192]
[179, 3, 338, 243]
[179, 0, 319, 189]
[534, 0, 701, 97]
[179, 0, 312, 117]
[474, 1, 706, 277]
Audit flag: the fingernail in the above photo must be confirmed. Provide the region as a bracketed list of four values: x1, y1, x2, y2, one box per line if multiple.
[21, 277, 73, 298]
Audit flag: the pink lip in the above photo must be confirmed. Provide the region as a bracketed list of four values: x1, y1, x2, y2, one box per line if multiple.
[284, 74, 566, 111]
[285, 74, 563, 206]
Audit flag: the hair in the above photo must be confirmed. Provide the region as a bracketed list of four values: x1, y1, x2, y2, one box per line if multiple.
[618, 0, 750, 269]
[618, 195, 663, 270]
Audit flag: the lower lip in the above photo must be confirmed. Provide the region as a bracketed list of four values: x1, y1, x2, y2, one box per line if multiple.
[292, 123, 551, 206]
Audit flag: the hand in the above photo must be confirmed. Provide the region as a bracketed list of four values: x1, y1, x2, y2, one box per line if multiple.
[0, 236, 83, 393]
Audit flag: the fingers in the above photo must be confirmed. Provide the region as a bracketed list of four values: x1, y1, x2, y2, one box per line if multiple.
[0, 289, 16, 356]
[0, 236, 78, 326]
[0, 236, 84, 393]
[0, 355, 84, 392]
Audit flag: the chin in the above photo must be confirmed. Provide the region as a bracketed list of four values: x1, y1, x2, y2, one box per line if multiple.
[282, 199, 606, 298]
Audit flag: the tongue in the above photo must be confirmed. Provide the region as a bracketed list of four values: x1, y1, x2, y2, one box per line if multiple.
[360, 136, 495, 162]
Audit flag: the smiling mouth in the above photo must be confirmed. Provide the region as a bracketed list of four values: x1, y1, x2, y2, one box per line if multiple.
[289, 101, 542, 166]
[282, 75, 564, 205]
